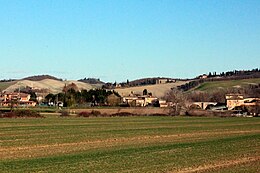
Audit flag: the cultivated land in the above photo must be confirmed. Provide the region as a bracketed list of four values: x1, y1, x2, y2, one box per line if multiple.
[115, 81, 189, 98]
[0, 81, 17, 91]
[0, 115, 259, 172]
[195, 78, 260, 92]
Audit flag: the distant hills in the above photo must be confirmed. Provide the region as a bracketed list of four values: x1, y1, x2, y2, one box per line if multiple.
[78, 78, 105, 84]
[2, 79, 95, 94]
[22, 75, 63, 81]
[0, 68, 259, 96]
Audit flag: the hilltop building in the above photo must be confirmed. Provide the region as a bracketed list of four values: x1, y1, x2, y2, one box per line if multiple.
[156, 78, 176, 84]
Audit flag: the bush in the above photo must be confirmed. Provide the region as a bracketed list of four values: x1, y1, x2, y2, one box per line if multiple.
[145, 113, 168, 116]
[60, 110, 70, 117]
[90, 110, 101, 117]
[0, 110, 43, 118]
[110, 112, 135, 117]
[0, 112, 16, 118]
[78, 110, 105, 117]
[78, 111, 91, 117]
[186, 109, 232, 117]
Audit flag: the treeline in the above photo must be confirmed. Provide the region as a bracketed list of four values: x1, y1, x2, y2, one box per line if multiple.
[78, 78, 105, 84]
[23, 75, 63, 81]
[177, 80, 204, 91]
[207, 68, 260, 78]
[45, 89, 120, 107]
[0, 79, 16, 82]
[103, 77, 176, 89]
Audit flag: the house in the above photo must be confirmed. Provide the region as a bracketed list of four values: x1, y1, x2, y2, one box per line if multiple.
[156, 78, 176, 84]
[122, 95, 158, 107]
[226, 94, 260, 110]
[122, 96, 139, 106]
[226, 94, 245, 110]
[159, 100, 168, 108]
[198, 74, 208, 79]
[0, 92, 36, 107]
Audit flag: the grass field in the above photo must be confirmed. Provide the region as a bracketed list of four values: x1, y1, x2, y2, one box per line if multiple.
[0, 115, 259, 173]
[0, 81, 17, 91]
[195, 78, 260, 91]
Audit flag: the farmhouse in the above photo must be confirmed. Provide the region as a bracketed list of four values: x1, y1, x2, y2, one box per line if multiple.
[226, 94, 260, 110]
[122, 95, 164, 107]
[156, 78, 176, 84]
[0, 92, 36, 107]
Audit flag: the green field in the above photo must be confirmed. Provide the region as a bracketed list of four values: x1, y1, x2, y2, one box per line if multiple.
[0, 115, 259, 173]
[0, 81, 17, 91]
[195, 78, 260, 91]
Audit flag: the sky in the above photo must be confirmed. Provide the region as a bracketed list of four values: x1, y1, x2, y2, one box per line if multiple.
[0, 0, 259, 82]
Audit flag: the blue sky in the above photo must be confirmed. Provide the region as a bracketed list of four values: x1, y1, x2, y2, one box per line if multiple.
[0, 0, 259, 82]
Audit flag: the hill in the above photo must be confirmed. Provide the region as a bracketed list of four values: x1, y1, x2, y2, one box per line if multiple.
[128, 77, 177, 86]
[22, 75, 62, 81]
[78, 78, 105, 84]
[195, 78, 260, 92]
[0, 81, 17, 91]
[115, 80, 189, 98]
[3, 79, 95, 94]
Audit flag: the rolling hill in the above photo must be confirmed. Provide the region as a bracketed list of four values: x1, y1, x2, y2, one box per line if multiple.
[194, 78, 260, 91]
[115, 81, 189, 98]
[3, 79, 96, 94]
[22, 75, 62, 81]
[0, 81, 17, 91]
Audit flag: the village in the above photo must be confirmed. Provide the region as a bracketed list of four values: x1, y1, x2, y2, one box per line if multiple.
[1, 85, 259, 117]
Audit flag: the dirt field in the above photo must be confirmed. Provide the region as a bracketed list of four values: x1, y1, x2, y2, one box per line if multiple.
[115, 81, 189, 98]
[0, 116, 259, 172]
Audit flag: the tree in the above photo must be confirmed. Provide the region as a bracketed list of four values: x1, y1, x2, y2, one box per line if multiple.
[29, 91, 37, 102]
[107, 94, 121, 106]
[143, 89, 148, 96]
[45, 93, 55, 103]
[164, 89, 188, 116]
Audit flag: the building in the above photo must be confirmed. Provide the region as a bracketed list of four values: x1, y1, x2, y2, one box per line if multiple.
[122, 95, 159, 107]
[159, 100, 168, 108]
[226, 94, 244, 110]
[156, 78, 176, 84]
[0, 92, 36, 107]
[226, 94, 260, 110]
[198, 74, 208, 79]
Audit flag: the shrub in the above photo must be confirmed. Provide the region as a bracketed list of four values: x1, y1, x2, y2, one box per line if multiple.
[0, 110, 43, 118]
[15, 110, 42, 117]
[145, 113, 168, 116]
[110, 112, 135, 117]
[0, 112, 16, 118]
[90, 110, 101, 117]
[60, 110, 70, 117]
[78, 111, 90, 117]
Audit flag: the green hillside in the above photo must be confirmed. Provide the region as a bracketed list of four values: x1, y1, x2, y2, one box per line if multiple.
[195, 78, 260, 91]
[0, 81, 17, 91]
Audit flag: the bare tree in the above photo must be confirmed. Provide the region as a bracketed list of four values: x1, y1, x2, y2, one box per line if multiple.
[164, 89, 189, 116]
